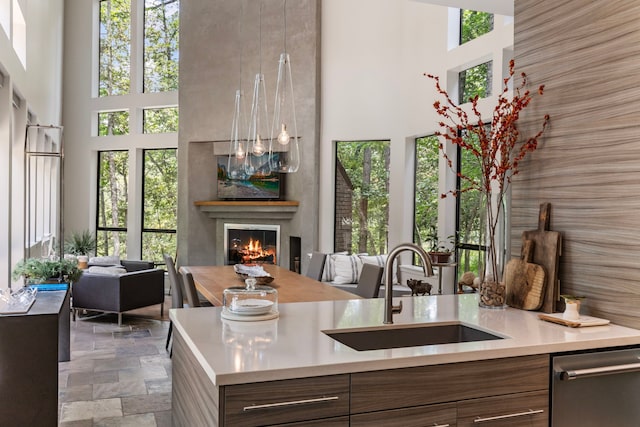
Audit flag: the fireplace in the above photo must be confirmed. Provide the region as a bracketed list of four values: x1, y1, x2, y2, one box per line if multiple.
[224, 223, 280, 265]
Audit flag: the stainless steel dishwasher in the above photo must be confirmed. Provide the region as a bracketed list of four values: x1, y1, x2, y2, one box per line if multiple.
[551, 346, 640, 426]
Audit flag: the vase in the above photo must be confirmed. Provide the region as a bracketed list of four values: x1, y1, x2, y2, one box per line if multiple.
[478, 280, 506, 309]
[478, 225, 506, 309]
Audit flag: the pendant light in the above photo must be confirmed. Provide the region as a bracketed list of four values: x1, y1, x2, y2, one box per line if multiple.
[245, 2, 270, 176]
[227, 90, 247, 179]
[227, 2, 247, 179]
[269, 0, 300, 173]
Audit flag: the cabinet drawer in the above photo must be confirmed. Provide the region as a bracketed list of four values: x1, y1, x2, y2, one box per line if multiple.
[457, 390, 548, 426]
[223, 374, 350, 426]
[351, 354, 549, 413]
[351, 402, 456, 427]
[275, 416, 349, 426]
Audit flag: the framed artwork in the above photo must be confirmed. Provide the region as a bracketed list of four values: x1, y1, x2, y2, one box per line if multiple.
[216, 155, 286, 200]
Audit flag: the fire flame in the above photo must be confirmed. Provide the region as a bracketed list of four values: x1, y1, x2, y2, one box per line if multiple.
[240, 238, 276, 264]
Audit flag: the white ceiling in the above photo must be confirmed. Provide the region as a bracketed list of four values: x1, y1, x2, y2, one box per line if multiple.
[413, 0, 513, 16]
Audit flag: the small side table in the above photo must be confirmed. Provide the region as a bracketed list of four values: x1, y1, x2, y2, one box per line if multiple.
[432, 262, 458, 294]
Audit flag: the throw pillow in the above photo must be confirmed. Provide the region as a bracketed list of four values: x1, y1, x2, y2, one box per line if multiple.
[321, 251, 347, 282]
[331, 254, 363, 284]
[88, 255, 121, 266]
[87, 266, 127, 276]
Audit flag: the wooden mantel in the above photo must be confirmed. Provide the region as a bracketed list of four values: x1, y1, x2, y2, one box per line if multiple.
[194, 200, 299, 220]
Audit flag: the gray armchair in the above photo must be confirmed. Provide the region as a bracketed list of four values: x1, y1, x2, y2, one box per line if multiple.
[72, 260, 165, 326]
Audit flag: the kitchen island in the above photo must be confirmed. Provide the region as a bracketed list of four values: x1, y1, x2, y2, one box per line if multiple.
[170, 294, 640, 426]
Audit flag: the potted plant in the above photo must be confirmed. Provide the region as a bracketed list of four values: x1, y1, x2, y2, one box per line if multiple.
[426, 226, 455, 264]
[12, 258, 84, 285]
[64, 230, 96, 269]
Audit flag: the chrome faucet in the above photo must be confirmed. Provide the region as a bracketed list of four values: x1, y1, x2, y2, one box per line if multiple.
[384, 243, 433, 324]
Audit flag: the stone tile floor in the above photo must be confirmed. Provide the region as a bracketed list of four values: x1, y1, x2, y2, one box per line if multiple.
[58, 308, 172, 426]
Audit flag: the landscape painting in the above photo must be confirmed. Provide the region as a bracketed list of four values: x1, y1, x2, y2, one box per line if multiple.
[217, 155, 285, 200]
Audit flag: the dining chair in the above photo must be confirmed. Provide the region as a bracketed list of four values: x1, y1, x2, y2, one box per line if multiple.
[305, 252, 326, 281]
[164, 253, 184, 353]
[180, 267, 213, 307]
[353, 263, 384, 298]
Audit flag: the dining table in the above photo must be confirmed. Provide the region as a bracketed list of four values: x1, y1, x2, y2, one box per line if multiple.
[180, 264, 360, 306]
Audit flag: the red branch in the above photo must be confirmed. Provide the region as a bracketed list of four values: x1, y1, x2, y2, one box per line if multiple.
[425, 59, 549, 281]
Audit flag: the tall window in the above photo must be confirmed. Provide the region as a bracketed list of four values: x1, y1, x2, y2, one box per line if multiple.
[459, 61, 492, 104]
[144, 0, 179, 93]
[334, 141, 390, 255]
[99, 0, 131, 97]
[96, 0, 179, 262]
[97, 151, 129, 258]
[456, 130, 485, 279]
[413, 135, 440, 252]
[459, 9, 494, 45]
[142, 149, 177, 264]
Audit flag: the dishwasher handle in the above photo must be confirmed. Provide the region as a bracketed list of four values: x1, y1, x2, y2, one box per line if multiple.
[559, 361, 640, 380]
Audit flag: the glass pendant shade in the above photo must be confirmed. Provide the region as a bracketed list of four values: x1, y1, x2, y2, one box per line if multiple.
[245, 73, 270, 176]
[269, 53, 299, 173]
[228, 89, 247, 179]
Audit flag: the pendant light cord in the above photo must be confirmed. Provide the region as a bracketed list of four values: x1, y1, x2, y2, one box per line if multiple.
[239, 0, 243, 92]
[259, 0, 263, 74]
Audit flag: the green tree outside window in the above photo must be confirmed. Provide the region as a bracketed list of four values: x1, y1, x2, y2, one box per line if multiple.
[460, 9, 494, 45]
[97, 150, 129, 258]
[142, 149, 178, 265]
[335, 141, 390, 255]
[413, 135, 440, 253]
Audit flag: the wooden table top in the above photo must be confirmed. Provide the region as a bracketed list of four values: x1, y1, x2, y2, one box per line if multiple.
[180, 264, 360, 306]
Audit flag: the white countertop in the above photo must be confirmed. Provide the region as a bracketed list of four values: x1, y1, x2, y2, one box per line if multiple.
[170, 294, 640, 386]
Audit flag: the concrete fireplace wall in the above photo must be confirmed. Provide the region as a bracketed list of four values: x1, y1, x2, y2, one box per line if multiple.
[178, 0, 321, 270]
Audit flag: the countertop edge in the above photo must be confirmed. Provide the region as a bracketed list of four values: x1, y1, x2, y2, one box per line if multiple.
[170, 296, 640, 387]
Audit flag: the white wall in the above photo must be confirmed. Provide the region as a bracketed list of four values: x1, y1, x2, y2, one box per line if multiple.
[0, 0, 64, 288]
[320, 0, 513, 269]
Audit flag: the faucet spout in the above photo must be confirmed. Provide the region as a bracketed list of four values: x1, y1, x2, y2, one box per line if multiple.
[383, 243, 433, 324]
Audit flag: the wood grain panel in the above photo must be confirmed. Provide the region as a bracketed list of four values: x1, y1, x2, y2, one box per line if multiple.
[172, 331, 220, 427]
[351, 402, 457, 427]
[223, 374, 350, 426]
[457, 390, 548, 427]
[514, 0, 640, 327]
[351, 355, 548, 413]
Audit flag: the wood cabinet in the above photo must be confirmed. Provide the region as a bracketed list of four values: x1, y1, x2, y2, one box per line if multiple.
[351, 402, 457, 427]
[173, 328, 549, 426]
[223, 375, 350, 426]
[351, 355, 548, 426]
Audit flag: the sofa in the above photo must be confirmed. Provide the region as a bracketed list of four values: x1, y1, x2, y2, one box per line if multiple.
[316, 252, 438, 297]
[72, 258, 165, 326]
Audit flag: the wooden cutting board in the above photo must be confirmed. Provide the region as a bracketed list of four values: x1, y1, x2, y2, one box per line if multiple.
[522, 203, 562, 313]
[505, 240, 547, 310]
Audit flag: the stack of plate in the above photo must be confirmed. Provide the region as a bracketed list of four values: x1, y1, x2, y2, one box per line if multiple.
[229, 299, 274, 316]
[221, 284, 279, 321]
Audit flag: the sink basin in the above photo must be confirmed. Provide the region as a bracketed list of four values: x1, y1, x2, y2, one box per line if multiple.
[324, 323, 503, 351]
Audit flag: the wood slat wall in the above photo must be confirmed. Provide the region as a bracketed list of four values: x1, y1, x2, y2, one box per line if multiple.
[513, 0, 640, 328]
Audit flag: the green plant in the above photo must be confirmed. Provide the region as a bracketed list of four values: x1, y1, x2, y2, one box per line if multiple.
[12, 258, 83, 284]
[64, 230, 96, 256]
[425, 226, 456, 253]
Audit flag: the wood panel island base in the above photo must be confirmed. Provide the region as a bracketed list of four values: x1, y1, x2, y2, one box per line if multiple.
[170, 294, 640, 426]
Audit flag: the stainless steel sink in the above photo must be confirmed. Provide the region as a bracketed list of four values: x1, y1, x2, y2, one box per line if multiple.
[323, 323, 503, 351]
